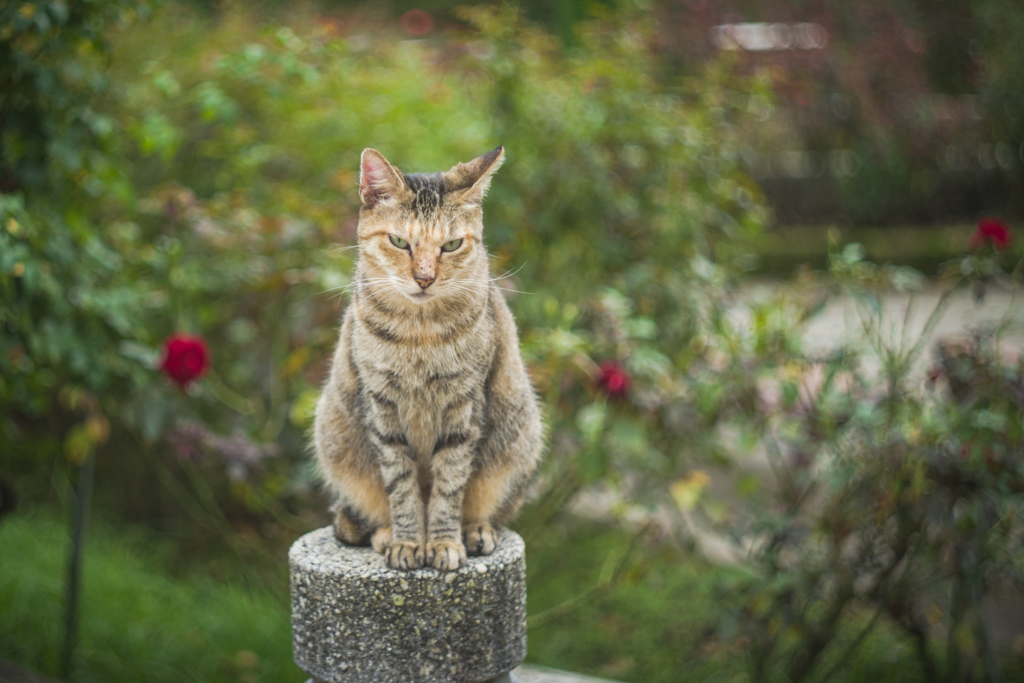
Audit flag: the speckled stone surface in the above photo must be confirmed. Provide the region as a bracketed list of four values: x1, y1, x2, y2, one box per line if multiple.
[290, 527, 527, 683]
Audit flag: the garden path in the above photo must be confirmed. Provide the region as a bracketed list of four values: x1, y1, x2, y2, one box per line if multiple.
[799, 284, 1021, 367]
[515, 663, 624, 682]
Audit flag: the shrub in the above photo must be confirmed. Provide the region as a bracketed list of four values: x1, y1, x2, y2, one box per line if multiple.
[686, 226, 1024, 682]
[2, 1, 770, 547]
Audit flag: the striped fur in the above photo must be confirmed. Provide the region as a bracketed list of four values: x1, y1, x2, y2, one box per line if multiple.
[313, 147, 544, 571]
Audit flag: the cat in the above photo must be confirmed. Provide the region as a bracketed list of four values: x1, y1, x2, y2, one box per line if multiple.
[313, 146, 544, 571]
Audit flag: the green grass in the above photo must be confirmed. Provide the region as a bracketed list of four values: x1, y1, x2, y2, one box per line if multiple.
[3, 511, 740, 683]
[521, 524, 932, 683]
[0, 513, 304, 683]
[0, 511, 993, 683]
[525, 524, 738, 681]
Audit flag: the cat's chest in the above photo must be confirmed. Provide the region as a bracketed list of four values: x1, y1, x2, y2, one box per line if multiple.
[365, 343, 488, 456]
[374, 342, 486, 388]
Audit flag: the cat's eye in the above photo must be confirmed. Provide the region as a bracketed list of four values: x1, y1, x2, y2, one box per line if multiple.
[389, 235, 409, 249]
[441, 238, 463, 252]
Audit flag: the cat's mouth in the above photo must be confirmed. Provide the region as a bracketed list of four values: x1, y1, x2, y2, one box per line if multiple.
[407, 290, 435, 302]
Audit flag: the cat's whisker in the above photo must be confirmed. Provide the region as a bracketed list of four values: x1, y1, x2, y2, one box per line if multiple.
[481, 262, 527, 283]
[318, 281, 368, 298]
[351, 278, 398, 290]
[453, 276, 533, 296]
[441, 287, 482, 304]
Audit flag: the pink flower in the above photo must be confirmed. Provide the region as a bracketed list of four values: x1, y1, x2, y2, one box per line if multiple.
[596, 360, 631, 399]
[160, 334, 210, 387]
[970, 217, 1012, 251]
[167, 420, 207, 461]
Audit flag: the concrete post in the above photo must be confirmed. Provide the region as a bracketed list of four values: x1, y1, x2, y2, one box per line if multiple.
[290, 527, 528, 683]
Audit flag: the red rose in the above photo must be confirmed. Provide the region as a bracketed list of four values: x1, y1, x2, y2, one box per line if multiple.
[970, 217, 1012, 251]
[596, 360, 631, 399]
[160, 334, 210, 387]
[399, 9, 433, 37]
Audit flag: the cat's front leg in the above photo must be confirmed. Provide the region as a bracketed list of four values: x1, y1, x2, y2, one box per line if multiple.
[378, 447, 426, 570]
[363, 386, 425, 570]
[358, 443, 418, 570]
[426, 431, 478, 571]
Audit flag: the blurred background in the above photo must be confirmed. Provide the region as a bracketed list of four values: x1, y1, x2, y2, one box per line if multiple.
[2, 1, 1024, 682]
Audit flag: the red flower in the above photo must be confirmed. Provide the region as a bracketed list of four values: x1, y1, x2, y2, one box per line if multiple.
[160, 334, 210, 387]
[970, 217, 1012, 251]
[399, 9, 434, 37]
[596, 360, 631, 399]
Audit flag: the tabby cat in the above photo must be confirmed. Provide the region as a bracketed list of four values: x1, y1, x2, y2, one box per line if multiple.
[313, 146, 544, 571]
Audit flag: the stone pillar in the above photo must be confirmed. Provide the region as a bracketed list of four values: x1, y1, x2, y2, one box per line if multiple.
[290, 527, 527, 683]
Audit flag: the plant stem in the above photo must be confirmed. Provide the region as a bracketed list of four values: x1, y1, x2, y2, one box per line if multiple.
[945, 570, 965, 682]
[905, 283, 957, 371]
[527, 531, 640, 629]
[902, 609, 940, 683]
[969, 564, 1001, 683]
[815, 600, 886, 683]
[143, 444, 219, 534]
[205, 370, 265, 423]
[61, 454, 95, 681]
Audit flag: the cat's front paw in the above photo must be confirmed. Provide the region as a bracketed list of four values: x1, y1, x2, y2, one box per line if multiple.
[385, 540, 425, 571]
[464, 522, 498, 556]
[426, 539, 467, 571]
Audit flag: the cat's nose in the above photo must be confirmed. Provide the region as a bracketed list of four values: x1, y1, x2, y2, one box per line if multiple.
[414, 274, 435, 289]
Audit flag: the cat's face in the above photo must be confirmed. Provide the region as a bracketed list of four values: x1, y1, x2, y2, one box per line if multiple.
[354, 148, 503, 305]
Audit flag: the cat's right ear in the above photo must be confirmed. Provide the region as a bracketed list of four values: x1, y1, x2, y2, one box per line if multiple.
[359, 149, 406, 209]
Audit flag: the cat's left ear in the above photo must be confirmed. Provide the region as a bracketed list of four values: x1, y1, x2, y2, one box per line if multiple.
[445, 146, 505, 207]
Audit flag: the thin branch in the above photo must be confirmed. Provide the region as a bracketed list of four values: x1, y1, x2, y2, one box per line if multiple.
[815, 599, 886, 683]
[526, 533, 640, 629]
[904, 283, 958, 371]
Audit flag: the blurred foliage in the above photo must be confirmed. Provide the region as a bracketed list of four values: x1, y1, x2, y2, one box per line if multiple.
[0, 513, 304, 682]
[1, 0, 769, 556]
[524, 522, 933, 683]
[2, 511, 936, 683]
[143, 0, 1024, 228]
[752, 223, 1024, 277]
[319, 0, 613, 48]
[5, 2, 1024, 681]
[0, 0, 145, 193]
[1, 0, 157, 472]
[657, 0, 1024, 224]
[677, 242, 1024, 682]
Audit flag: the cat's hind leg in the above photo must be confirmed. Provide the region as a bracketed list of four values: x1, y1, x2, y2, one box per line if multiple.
[321, 460, 392, 549]
[463, 416, 541, 555]
[462, 465, 530, 556]
[333, 503, 372, 546]
[463, 520, 499, 556]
